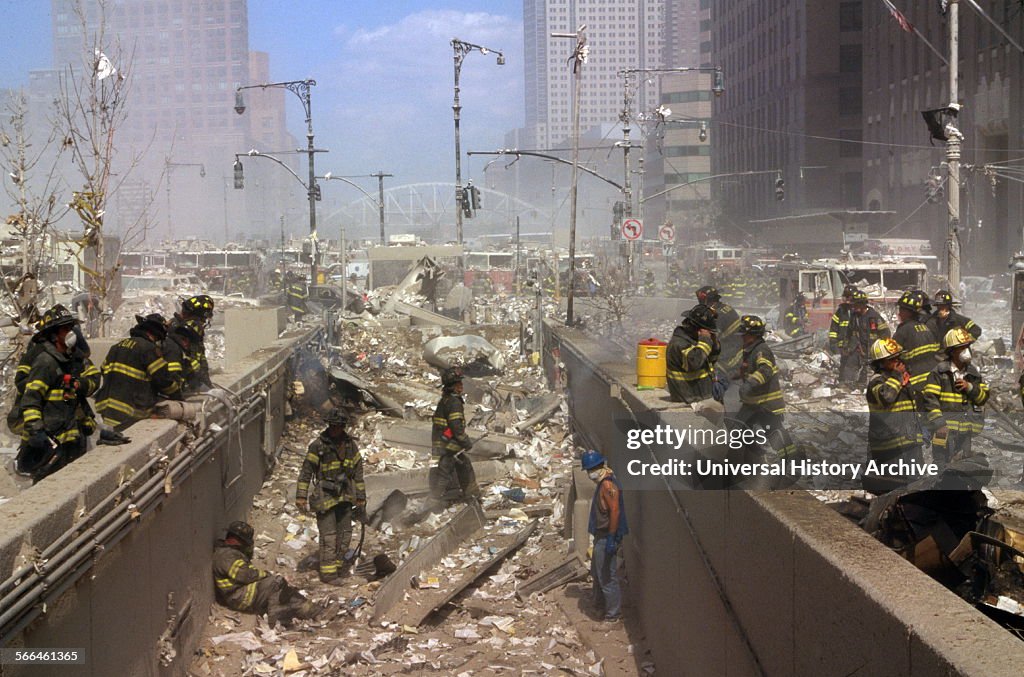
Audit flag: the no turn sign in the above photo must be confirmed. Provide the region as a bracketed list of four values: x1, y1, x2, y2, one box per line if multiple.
[621, 218, 643, 241]
[659, 224, 675, 242]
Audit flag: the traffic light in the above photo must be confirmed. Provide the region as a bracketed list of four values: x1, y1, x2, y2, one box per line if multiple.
[461, 186, 473, 218]
[470, 184, 481, 210]
[775, 177, 785, 201]
[233, 160, 244, 189]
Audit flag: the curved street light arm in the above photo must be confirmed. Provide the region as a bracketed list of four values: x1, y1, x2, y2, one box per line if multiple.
[468, 149, 623, 192]
[317, 174, 377, 204]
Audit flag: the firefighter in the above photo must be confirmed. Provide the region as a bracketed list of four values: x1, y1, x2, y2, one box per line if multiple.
[891, 290, 940, 395]
[295, 409, 366, 584]
[666, 304, 719, 404]
[666, 260, 682, 296]
[431, 367, 479, 501]
[730, 315, 800, 464]
[10, 305, 101, 482]
[581, 450, 628, 623]
[828, 285, 857, 355]
[927, 289, 981, 340]
[695, 286, 741, 375]
[642, 269, 656, 296]
[95, 313, 182, 431]
[839, 290, 891, 385]
[163, 318, 205, 395]
[213, 521, 319, 626]
[172, 294, 215, 391]
[782, 293, 808, 337]
[920, 328, 989, 465]
[864, 338, 924, 493]
[287, 273, 308, 321]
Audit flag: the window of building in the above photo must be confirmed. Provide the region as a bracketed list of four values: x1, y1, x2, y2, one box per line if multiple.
[839, 2, 862, 32]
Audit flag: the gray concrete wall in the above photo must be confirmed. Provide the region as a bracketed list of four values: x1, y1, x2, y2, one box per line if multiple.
[0, 328, 320, 677]
[546, 321, 1024, 677]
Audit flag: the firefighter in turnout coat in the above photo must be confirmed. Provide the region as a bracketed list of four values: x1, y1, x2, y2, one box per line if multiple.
[431, 367, 479, 501]
[666, 304, 720, 404]
[891, 290, 940, 395]
[171, 294, 214, 391]
[864, 338, 925, 493]
[829, 285, 857, 355]
[839, 290, 891, 385]
[920, 328, 989, 465]
[927, 289, 982, 341]
[295, 409, 366, 584]
[94, 314, 182, 431]
[10, 305, 101, 482]
[212, 521, 318, 626]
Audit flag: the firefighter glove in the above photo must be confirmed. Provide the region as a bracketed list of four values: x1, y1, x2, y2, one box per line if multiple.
[27, 429, 51, 454]
[98, 428, 131, 445]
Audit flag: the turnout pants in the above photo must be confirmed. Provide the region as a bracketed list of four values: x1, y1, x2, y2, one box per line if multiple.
[224, 574, 314, 626]
[17, 437, 86, 484]
[316, 503, 353, 579]
[434, 451, 479, 501]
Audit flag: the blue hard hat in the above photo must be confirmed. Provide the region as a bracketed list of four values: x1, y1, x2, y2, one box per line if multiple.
[581, 450, 606, 471]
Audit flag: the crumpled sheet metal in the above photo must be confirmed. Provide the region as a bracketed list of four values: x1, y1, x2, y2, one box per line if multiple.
[423, 334, 506, 372]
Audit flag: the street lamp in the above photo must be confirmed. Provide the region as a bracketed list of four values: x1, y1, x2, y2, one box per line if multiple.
[235, 79, 323, 283]
[451, 38, 505, 260]
[165, 158, 205, 243]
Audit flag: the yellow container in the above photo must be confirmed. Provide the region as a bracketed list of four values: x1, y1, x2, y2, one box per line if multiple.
[636, 338, 667, 388]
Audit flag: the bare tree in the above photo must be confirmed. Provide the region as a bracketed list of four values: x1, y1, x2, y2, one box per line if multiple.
[0, 91, 69, 321]
[582, 265, 631, 335]
[55, 0, 152, 336]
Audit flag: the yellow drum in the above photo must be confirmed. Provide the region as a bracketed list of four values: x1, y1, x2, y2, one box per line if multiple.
[636, 338, 667, 388]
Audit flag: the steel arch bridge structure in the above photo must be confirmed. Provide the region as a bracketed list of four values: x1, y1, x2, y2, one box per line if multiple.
[322, 182, 551, 242]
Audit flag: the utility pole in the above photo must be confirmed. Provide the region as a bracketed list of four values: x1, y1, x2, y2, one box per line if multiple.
[619, 71, 636, 287]
[340, 218, 347, 315]
[515, 215, 521, 296]
[552, 25, 587, 326]
[373, 171, 393, 245]
[946, 1, 962, 290]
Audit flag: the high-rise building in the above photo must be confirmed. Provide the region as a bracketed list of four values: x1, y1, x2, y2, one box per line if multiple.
[710, 1, 864, 233]
[523, 0, 665, 152]
[862, 2, 1023, 273]
[48, 0, 294, 242]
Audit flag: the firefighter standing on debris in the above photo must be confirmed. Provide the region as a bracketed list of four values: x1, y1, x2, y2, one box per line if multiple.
[839, 290, 891, 385]
[213, 521, 320, 625]
[287, 273, 308, 321]
[9, 305, 101, 482]
[94, 313, 182, 431]
[730, 315, 801, 464]
[920, 328, 989, 465]
[172, 294, 215, 391]
[666, 304, 719, 404]
[431, 367, 479, 501]
[295, 409, 366, 585]
[581, 450, 628, 623]
[828, 285, 857, 356]
[782, 293, 808, 337]
[927, 290, 982, 340]
[864, 338, 925, 493]
[696, 286, 741, 375]
[892, 290, 940, 394]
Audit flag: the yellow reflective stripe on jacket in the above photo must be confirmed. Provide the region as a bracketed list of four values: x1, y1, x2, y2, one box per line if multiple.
[903, 342, 939, 360]
[146, 357, 168, 376]
[25, 379, 48, 392]
[104, 362, 148, 381]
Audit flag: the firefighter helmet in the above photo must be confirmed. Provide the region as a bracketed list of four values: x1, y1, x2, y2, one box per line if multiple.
[173, 318, 203, 342]
[737, 315, 766, 336]
[135, 313, 168, 340]
[933, 289, 957, 307]
[440, 367, 463, 387]
[897, 290, 924, 312]
[842, 284, 857, 298]
[684, 303, 718, 332]
[581, 450, 607, 471]
[182, 294, 215, 319]
[942, 327, 974, 351]
[226, 521, 254, 547]
[323, 408, 349, 426]
[695, 285, 721, 303]
[869, 338, 903, 363]
[38, 304, 78, 334]
[850, 289, 869, 305]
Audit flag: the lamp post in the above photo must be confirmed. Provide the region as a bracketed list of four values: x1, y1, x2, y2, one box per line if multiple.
[319, 172, 393, 244]
[451, 38, 505, 260]
[164, 158, 205, 243]
[235, 79, 322, 283]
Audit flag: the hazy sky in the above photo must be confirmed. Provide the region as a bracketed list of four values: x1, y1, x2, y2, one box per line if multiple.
[0, 1, 527, 187]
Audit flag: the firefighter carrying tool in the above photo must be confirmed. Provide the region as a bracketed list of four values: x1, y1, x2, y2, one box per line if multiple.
[864, 338, 924, 494]
[431, 367, 479, 502]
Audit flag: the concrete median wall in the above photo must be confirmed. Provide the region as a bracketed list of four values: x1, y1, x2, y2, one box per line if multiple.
[545, 322, 1024, 677]
[0, 328, 321, 677]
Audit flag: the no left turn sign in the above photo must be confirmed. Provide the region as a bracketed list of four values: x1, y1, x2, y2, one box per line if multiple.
[621, 218, 643, 241]
[659, 224, 675, 242]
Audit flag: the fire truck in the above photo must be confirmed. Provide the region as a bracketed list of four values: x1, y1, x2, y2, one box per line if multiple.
[777, 257, 930, 332]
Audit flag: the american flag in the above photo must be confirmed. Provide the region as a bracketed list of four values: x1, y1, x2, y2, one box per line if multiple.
[882, 0, 914, 33]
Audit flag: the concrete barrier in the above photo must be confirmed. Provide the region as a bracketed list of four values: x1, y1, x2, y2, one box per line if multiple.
[0, 327, 322, 677]
[546, 321, 1024, 677]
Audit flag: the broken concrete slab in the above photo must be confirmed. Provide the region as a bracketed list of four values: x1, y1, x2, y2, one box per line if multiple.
[391, 301, 464, 327]
[380, 420, 518, 458]
[365, 461, 505, 515]
[423, 334, 506, 373]
[516, 552, 588, 600]
[371, 500, 487, 623]
[328, 364, 405, 417]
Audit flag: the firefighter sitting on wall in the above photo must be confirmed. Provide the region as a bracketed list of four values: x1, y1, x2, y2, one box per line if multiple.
[864, 338, 925, 494]
[94, 313, 182, 431]
[782, 293, 808, 338]
[213, 521, 320, 626]
[431, 367, 479, 502]
[295, 409, 366, 585]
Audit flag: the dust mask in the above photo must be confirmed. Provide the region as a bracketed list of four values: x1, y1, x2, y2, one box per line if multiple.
[588, 470, 603, 482]
[957, 348, 972, 364]
[64, 330, 77, 350]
